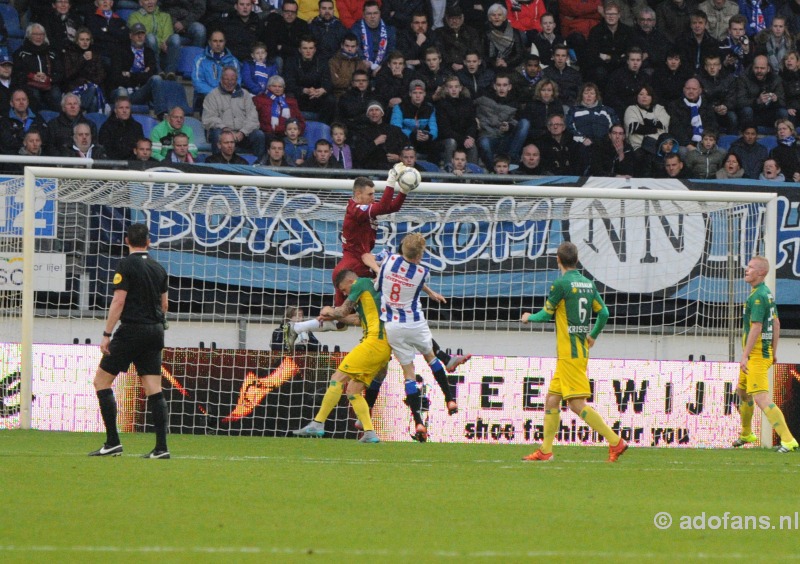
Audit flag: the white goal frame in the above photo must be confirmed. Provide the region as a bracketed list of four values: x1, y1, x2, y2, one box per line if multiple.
[16, 167, 779, 445]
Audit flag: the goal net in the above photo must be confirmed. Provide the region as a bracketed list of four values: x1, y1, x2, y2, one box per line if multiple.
[1, 168, 777, 446]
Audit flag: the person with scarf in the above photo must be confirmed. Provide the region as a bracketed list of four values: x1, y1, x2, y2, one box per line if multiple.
[241, 42, 279, 95]
[12, 23, 63, 112]
[719, 14, 754, 77]
[62, 27, 105, 113]
[254, 74, 305, 139]
[203, 66, 266, 159]
[86, 0, 128, 74]
[309, 0, 348, 64]
[351, 0, 396, 76]
[511, 53, 544, 100]
[739, 0, 777, 38]
[60, 121, 107, 159]
[484, 3, 526, 71]
[769, 118, 800, 179]
[667, 77, 718, 149]
[0, 89, 48, 155]
[624, 85, 670, 151]
[734, 54, 788, 127]
[128, 0, 182, 76]
[754, 15, 798, 72]
[329, 33, 371, 98]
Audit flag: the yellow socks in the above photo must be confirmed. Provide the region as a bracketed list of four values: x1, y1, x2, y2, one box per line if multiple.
[540, 408, 560, 454]
[314, 380, 343, 423]
[739, 398, 755, 437]
[580, 405, 621, 447]
[348, 393, 374, 432]
[764, 403, 795, 443]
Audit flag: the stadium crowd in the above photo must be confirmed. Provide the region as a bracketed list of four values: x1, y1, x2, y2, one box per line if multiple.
[3, 0, 800, 179]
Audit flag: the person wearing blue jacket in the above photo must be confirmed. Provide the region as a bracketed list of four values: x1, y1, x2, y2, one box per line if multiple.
[191, 30, 241, 109]
[390, 79, 438, 160]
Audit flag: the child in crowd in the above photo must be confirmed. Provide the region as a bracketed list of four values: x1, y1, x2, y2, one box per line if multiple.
[685, 129, 726, 179]
[283, 118, 308, 166]
[330, 122, 353, 169]
[493, 154, 511, 174]
[241, 42, 278, 95]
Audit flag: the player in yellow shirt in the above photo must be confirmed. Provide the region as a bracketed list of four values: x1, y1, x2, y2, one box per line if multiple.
[519, 242, 628, 462]
[734, 256, 798, 452]
[292, 269, 391, 442]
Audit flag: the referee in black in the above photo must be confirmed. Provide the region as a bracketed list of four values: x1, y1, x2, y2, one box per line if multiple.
[89, 223, 171, 459]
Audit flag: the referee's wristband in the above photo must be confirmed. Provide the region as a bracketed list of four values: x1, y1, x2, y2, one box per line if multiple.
[102, 331, 113, 337]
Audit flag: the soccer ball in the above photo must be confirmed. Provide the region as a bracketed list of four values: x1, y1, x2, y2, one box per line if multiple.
[397, 166, 422, 194]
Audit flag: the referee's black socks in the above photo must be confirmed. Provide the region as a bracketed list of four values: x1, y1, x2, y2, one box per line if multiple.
[147, 392, 169, 452]
[96, 388, 120, 446]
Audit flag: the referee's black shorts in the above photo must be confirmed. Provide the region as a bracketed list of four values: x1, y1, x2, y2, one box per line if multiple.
[100, 323, 165, 376]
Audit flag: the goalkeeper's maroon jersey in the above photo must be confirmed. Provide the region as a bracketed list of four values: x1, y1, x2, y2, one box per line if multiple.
[341, 185, 406, 257]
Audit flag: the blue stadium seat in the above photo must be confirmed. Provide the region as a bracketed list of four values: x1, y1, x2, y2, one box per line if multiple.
[177, 46, 204, 79]
[0, 4, 22, 39]
[466, 163, 484, 174]
[132, 114, 158, 137]
[241, 154, 258, 164]
[717, 135, 737, 151]
[759, 136, 777, 152]
[303, 121, 331, 147]
[184, 115, 211, 152]
[8, 37, 22, 53]
[39, 109, 59, 122]
[117, 9, 136, 23]
[85, 112, 107, 130]
[415, 160, 440, 173]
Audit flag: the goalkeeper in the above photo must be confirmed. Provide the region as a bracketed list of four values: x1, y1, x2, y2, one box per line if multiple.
[520, 241, 628, 463]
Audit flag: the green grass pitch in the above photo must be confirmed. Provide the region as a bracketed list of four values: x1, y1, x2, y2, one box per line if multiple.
[1, 430, 798, 562]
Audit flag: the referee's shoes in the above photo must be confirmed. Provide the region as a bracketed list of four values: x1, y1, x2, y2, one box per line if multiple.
[142, 448, 171, 459]
[88, 443, 123, 457]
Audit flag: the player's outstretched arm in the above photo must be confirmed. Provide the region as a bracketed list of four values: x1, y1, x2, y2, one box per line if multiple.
[422, 284, 446, 304]
[373, 164, 407, 216]
[319, 299, 356, 321]
[520, 309, 553, 324]
[362, 252, 381, 275]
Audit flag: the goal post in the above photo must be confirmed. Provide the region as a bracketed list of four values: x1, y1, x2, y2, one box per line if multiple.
[10, 166, 779, 445]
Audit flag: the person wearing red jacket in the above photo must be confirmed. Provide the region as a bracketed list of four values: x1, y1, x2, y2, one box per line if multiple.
[505, 0, 545, 45]
[253, 75, 306, 139]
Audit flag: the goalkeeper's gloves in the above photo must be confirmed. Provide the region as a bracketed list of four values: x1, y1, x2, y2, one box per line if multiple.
[386, 162, 404, 188]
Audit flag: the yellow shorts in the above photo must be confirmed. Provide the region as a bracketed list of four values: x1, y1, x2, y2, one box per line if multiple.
[549, 357, 590, 400]
[737, 356, 772, 395]
[338, 337, 391, 385]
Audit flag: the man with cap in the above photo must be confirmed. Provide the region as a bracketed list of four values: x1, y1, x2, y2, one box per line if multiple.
[390, 79, 438, 159]
[0, 52, 18, 115]
[354, 99, 408, 169]
[439, 5, 482, 73]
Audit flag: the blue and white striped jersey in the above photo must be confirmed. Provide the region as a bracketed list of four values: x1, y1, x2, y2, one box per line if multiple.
[376, 254, 428, 324]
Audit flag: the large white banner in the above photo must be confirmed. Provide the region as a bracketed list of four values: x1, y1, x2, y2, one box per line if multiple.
[0, 253, 66, 291]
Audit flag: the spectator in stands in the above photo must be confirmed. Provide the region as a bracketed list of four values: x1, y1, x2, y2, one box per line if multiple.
[60, 121, 107, 158]
[511, 54, 544, 101]
[399, 144, 418, 169]
[719, 14, 753, 76]
[241, 41, 279, 95]
[455, 50, 494, 100]
[258, 136, 291, 166]
[645, 132, 681, 176]
[62, 27, 105, 113]
[754, 15, 796, 73]
[663, 151, 690, 178]
[204, 0, 236, 28]
[716, 151, 746, 178]
[740, 0, 777, 38]
[265, 2, 311, 74]
[567, 82, 620, 145]
[202, 66, 265, 158]
[0, 89, 48, 155]
[380, 0, 429, 31]
[698, 54, 738, 134]
[130, 137, 158, 165]
[668, 77, 719, 149]
[512, 142, 548, 175]
[779, 0, 800, 36]
[254, 75, 305, 139]
[604, 47, 649, 117]
[700, 0, 740, 42]
[685, 129, 726, 177]
[443, 147, 469, 175]
[657, 0, 697, 40]
[493, 154, 511, 174]
[373, 51, 409, 110]
[631, 7, 671, 75]
[538, 113, 587, 175]
[782, 50, 800, 125]
[282, 117, 309, 165]
[192, 30, 241, 108]
[220, 0, 269, 63]
[416, 47, 449, 101]
[338, 0, 368, 30]
[439, 5, 481, 73]
[330, 122, 353, 168]
[770, 117, 800, 179]
[653, 48, 694, 105]
[353, 99, 408, 169]
[46, 92, 96, 153]
[86, 0, 128, 73]
[98, 97, 144, 160]
[305, 138, 342, 168]
[205, 128, 250, 163]
[0, 52, 14, 114]
[521, 79, 561, 142]
[484, 3, 526, 71]
[391, 79, 438, 158]
[284, 35, 335, 123]
[271, 306, 320, 352]
[41, 0, 83, 54]
[530, 12, 562, 68]
[678, 9, 721, 74]
[760, 156, 785, 180]
[584, 1, 633, 89]
[542, 45, 581, 106]
[590, 123, 637, 177]
[730, 122, 769, 177]
[329, 33, 371, 98]
[310, 0, 348, 64]
[160, 130, 194, 162]
[505, 0, 544, 47]
[128, 0, 180, 76]
[335, 68, 372, 136]
[475, 72, 529, 165]
[150, 105, 198, 160]
[160, 0, 207, 49]
[624, 84, 670, 152]
[436, 74, 478, 165]
[735, 54, 788, 127]
[396, 10, 438, 69]
[13, 23, 63, 112]
[20, 129, 45, 159]
[559, 0, 602, 42]
[351, 0, 396, 76]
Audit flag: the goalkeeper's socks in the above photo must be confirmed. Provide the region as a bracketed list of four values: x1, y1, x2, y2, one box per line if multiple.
[404, 379, 424, 426]
[294, 319, 322, 334]
[739, 398, 755, 437]
[348, 393, 374, 432]
[315, 380, 343, 423]
[764, 403, 795, 443]
[429, 358, 453, 402]
[541, 408, 560, 454]
[580, 405, 621, 447]
[97, 388, 120, 446]
[147, 391, 169, 452]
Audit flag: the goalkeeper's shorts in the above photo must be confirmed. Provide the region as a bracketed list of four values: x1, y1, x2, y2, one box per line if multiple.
[549, 358, 591, 400]
[338, 337, 391, 385]
[738, 356, 772, 395]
